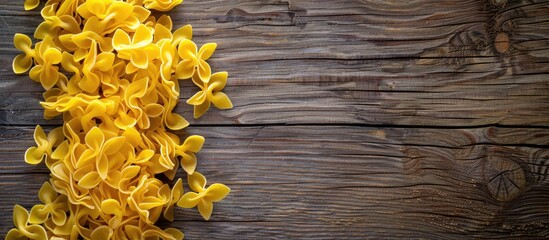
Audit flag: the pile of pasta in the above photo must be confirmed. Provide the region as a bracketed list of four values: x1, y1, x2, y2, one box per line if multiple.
[8, 0, 233, 239]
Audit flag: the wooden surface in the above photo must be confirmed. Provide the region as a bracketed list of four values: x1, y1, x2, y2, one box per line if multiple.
[1, 0, 549, 239]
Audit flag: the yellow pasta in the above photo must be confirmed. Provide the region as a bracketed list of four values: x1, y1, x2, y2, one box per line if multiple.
[29, 182, 68, 225]
[29, 36, 63, 90]
[24, 125, 64, 165]
[6, 205, 48, 240]
[144, 0, 183, 11]
[177, 172, 230, 220]
[176, 39, 217, 82]
[24, 0, 40, 11]
[112, 24, 159, 70]
[8, 0, 233, 239]
[34, 11, 80, 40]
[187, 71, 234, 118]
[12, 34, 35, 74]
[175, 135, 205, 174]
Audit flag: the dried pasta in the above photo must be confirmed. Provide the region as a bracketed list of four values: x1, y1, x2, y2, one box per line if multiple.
[8, 0, 232, 239]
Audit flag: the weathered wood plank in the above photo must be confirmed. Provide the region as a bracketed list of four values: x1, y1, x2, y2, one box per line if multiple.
[0, 125, 547, 238]
[1, 0, 548, 239]
[1, 0, 549, 127]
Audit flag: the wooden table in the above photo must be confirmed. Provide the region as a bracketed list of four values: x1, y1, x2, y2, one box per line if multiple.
[1, 0, 548, 238]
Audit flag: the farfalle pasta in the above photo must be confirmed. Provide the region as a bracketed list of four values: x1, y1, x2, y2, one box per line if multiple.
[177, 172, 230, 220]
[176, 39, 216, 82]
[187, 71, 233, 118]
[8, 0, 233, 239]
[13, 34, 35, 74]
[29, 182, 69, 226]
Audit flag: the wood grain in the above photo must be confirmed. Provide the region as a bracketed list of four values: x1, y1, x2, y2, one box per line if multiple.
[0, 126, 548, 238]
[1, 0, 549, 127]
[0, 0, 548, 239]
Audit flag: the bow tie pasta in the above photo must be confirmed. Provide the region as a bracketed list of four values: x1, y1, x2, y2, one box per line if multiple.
[8, 0, 233, 239]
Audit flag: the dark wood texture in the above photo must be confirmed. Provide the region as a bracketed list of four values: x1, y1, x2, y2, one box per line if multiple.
[1, 0, 548, 239]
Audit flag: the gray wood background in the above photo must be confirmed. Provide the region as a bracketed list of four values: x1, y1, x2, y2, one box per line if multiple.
[1, 0, 548, 239]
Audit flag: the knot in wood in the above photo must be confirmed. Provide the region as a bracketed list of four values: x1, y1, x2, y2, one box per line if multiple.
[484, 154, 526, 202]
[494, 32, 510, 54]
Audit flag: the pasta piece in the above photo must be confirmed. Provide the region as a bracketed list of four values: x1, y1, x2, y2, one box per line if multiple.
[175, 135, 205, 174]
[187, 71, 233, 118]
[127, 176, 170, 224]
[79, 41, 116, 93]
[90, 226, 113, 240]
[6, 205, 48, 240]
[175, 39, 216, 82]
[112, 24, 159, 70]
[28, 36, 63, 90]
[24, 0, 39, 11]
[34, 14, 80, 40]
[29, 182, 68, 225]
[144, 0, 183, 11]
[25, 125, 64, 165]
[163, 178, 184, 221]
[177, 172, 231, 220]
[158, 39, 178, 81]
[12, 33, 35, 74]
[164, 97, 190, 130]
[76, 126, 126, 184]
[43, 210, 76, 237]
[10, 0, 234, 238]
